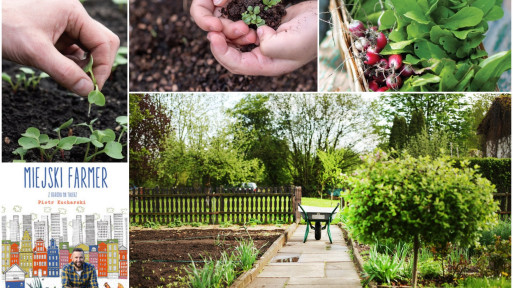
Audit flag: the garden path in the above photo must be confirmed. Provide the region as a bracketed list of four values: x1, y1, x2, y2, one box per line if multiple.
[247, 225, 362, 287]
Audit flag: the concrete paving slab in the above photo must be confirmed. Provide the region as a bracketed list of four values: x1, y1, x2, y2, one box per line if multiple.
[247, 224, 362, 288]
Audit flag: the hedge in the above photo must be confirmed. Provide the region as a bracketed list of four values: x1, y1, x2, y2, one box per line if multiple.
[452, 158, 511, 194]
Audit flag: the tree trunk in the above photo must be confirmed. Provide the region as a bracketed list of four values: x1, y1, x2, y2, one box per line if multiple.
[412, 235, 420, 288]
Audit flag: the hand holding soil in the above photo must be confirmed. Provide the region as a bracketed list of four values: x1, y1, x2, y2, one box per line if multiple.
[190, 0, 258, 46]
[2, 0, 120, 96]
[195, 0, 317, 76]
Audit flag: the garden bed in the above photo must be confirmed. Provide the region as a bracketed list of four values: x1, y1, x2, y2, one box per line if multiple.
[129, 226, 285, 287]
[2, 0, 127, 162]
[129, 0, 317, 92]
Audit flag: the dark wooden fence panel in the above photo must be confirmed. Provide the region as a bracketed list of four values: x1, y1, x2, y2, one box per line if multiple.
[129, 186, 302, 225]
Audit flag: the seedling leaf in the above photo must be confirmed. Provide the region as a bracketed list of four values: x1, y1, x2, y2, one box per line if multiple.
[19, 67, 35, 75]
[2, 73, 12, 83]
[116, 116, 128, 125]
[19, 137, 40, 149]
[54, 118, 74, 132]
[22, 127, 40, 139]
[38, 134, 50, 144]
[104, 141, 124, 159]
[41, 139, 59, 149]
[88, 90, 106, 106]
[58, 137, 77, 150]
[75, 137, 91, 145]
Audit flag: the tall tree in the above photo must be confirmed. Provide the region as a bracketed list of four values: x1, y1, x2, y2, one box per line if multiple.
[129, 94, 172, 187]
[389, 115, 407, 151]
[408, 109, 426, 138]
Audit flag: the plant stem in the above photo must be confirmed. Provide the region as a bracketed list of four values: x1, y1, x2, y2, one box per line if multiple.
[412, 235, 420, 288]
[84, 142, 91, 162]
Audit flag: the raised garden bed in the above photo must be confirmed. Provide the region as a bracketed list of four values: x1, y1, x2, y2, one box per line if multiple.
[2, 0, 127, 162]
[129, 0, 317, 92]
[129, 226, 285, 287]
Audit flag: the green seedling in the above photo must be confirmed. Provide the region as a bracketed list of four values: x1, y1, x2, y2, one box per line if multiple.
[262, 0, 280, 10]
[116, 116, 128, 142]
[112, 46, 128, 72]
[242, 6, 265, 27]
[12, 148, 27, 163]
[82, 55, 106, 117]
[17, 127, 78, 162]
[78, 118, 124, 162]
[112, 0, 127, 9]
[2, 68, 49, 92]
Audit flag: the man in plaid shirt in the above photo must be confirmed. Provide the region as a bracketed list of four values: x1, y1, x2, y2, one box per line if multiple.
[61, 248, 99, 288]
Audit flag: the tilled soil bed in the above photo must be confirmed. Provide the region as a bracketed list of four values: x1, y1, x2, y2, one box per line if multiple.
[129, 0, 317, 92]
[2, 0, 127, 162]
[130, 226, 286, 287]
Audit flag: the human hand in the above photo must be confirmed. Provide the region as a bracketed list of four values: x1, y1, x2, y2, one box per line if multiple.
[2, 0, 120, 96]
[190, 0, 257, 46]
[207, 1, 318, 76]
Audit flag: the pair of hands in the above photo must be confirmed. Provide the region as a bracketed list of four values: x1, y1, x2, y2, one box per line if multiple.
[2, 0, 120, 97]
[190, 0, 317, 76]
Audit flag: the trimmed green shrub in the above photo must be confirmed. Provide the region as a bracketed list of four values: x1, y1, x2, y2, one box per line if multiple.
[343, 151, 498, 287]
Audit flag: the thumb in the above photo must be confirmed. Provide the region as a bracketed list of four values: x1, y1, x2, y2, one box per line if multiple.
[36, 43, 94, 96]
[256, 26, 280, 57]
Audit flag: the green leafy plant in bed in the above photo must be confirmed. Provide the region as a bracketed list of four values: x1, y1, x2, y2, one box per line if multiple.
[348, 0, 511, 91]
[2, 67, 49, 92]
[242, 6, 266, 27]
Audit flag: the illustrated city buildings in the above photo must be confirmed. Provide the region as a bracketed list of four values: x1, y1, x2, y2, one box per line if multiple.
[2, 213, 128, 286]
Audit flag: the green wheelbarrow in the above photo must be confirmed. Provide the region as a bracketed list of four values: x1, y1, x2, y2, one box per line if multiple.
[298, 203, 340, 243]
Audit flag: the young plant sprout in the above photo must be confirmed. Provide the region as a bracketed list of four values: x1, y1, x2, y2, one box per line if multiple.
[112, 0, 127, 9]
[82, 55, 106, 117]
[2, 67, 49, 92]
[262, 0, 280, 10]
[17, 127, 78, 162]
[242, 6, 265, 27]
[77, 118, 124, 162]
[12, 147, 27, 163]
[112, 46, 128, 72]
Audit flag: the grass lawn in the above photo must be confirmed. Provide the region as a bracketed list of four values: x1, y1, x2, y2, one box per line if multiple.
[300, 197, 343, 225]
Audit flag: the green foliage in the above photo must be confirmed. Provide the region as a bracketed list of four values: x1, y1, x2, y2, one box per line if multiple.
[476, 236, 511, 277]
[242, 6, 265, 27]
[234, 238, 260, 271]
[344, 150, 498, 282]
[82, 56, 105, 117]
[262, 0, 280, 10]
[408, 109, 426, 138]
[357, 0, 511, 91]
[478, 218, 511, 247]
[317, 148, 357, 197]
[167, 219, 184, 228]
[15, 117, 126, 162]
[405, 129, 450, 158]
[455, 276, 512, 288]
[389, 115, 408, 150]
[143, 221, 160, 229]
[363, 245, 407, 285]
[452, 158, 511, 194]
[2, 67, 49, 92]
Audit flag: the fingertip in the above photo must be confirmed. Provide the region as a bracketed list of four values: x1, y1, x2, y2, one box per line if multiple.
[72, 77, 94, 97]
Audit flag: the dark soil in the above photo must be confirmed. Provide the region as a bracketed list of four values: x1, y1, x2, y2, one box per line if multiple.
[129, 0, 317, 92]
[129, 227, 285, 288]
[2, 0, 127, 162]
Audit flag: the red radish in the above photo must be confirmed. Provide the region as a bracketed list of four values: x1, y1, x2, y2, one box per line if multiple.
[364, 51, 380, 65]
[376, 32, 387, 51]
[370, 26, 378, 31]
[355, 37, 370, 51]
[369, 80, 379, 91]
[400, 64, 414, 77]
[377, 58, 389, 70]
[388, 54, 403, 70]
[348, 20, 366, 37]
[367, 46, 380, 54]
[377, 86, 389, 92]
[386, 74, 403, 90]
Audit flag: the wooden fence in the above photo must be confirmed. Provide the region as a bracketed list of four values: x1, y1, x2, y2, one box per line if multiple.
[129, 186, 302, 225]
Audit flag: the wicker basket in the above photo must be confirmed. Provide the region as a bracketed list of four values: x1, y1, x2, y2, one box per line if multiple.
[330, 0, 369, 92]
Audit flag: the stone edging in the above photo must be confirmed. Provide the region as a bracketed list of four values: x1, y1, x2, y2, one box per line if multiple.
[337, 223, 378, 288]
[229, 222, 299, 288]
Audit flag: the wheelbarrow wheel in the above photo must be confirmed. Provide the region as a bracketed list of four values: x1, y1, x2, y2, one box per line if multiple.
[315, 221, 321, 240]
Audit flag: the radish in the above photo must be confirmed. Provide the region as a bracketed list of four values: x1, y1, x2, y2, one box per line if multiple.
[369, 80, 379, 91]
[377, 58, 389, 70]
[400, 64, 414, 77]
[364, 51, 380, 65]
[348, 20, 366, 37]
[386, 74, 403, 90]
[376, 32, 387, 51]
[388, 54, 403, 70]
[377, 86, 389, 92]
[354, 37, 370, 51]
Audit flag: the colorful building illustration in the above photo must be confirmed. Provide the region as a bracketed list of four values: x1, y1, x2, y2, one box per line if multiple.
[97, 242, 108, 278]
[2, 240, 11, 276]
[47, 239, 59, 277]
[5, 264, 25, 288]
[19, 231, 33, 276]
[32, 239, 47, 277]
[107, 239, 119, 279]
[59, 242, 70, 269]
[118, 246, 127, 279]
[75, 243, 90, 263]
[89, 245, 99, 270]
[10, 242, 19, 267]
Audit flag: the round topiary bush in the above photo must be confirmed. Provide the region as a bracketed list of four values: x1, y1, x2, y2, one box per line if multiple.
[343, 150, 498, 287]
